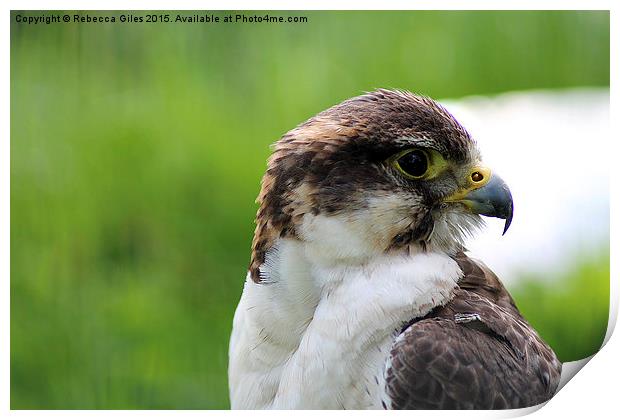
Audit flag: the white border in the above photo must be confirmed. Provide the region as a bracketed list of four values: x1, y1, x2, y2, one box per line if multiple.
[1, 1, 617, 11]
[2, 1, 617, 418]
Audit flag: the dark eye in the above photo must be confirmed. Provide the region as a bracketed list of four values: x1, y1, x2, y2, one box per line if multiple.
[395, 149, 429, 178]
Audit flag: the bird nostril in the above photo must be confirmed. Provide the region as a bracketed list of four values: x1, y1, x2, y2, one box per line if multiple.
[471, 172, 484, 183]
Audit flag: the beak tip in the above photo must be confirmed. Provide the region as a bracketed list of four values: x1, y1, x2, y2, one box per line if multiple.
[501, 205, 514, 236]
[502, 221, 510, 236]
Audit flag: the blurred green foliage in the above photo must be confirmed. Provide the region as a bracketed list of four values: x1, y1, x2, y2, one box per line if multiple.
[512, 249, 609, 363]
[11, 10, 610, 409]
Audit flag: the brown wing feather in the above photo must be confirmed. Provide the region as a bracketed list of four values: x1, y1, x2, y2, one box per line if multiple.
[384, 252, 562, 410]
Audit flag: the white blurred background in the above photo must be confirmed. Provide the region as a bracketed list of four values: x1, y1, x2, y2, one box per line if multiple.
[445, 89, 609, 285]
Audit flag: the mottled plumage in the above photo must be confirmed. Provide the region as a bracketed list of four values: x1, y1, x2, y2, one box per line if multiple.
[385, 252, 561, 409]
[250, 89, 477, 282]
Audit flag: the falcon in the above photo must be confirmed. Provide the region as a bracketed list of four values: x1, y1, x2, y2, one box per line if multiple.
[228, 89, 562, 409]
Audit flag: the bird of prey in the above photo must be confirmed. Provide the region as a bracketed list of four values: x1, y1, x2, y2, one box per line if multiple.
[228, 89, 562, 409]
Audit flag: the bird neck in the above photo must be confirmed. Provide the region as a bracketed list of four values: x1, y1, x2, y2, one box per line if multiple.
[229, 237, 463, 408]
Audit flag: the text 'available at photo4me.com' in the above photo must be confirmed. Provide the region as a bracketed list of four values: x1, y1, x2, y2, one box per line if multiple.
[13, 12, 310, 25]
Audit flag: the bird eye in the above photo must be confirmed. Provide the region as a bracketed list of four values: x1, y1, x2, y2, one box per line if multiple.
[393, 149, 429, 179]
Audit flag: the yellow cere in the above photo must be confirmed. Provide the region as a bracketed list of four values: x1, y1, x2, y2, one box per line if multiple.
[444, 165, 493, 202]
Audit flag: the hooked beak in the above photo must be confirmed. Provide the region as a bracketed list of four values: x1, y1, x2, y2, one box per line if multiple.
[444, 169, 514, 235]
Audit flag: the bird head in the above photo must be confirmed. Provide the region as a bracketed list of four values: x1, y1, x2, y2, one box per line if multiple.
[250, 89, 513, 282]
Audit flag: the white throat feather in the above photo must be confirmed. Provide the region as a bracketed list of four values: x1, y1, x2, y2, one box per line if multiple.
[228, 232, 462, 409]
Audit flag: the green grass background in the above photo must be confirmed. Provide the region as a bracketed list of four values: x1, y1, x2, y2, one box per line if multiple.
[11, 10, 610, 409]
